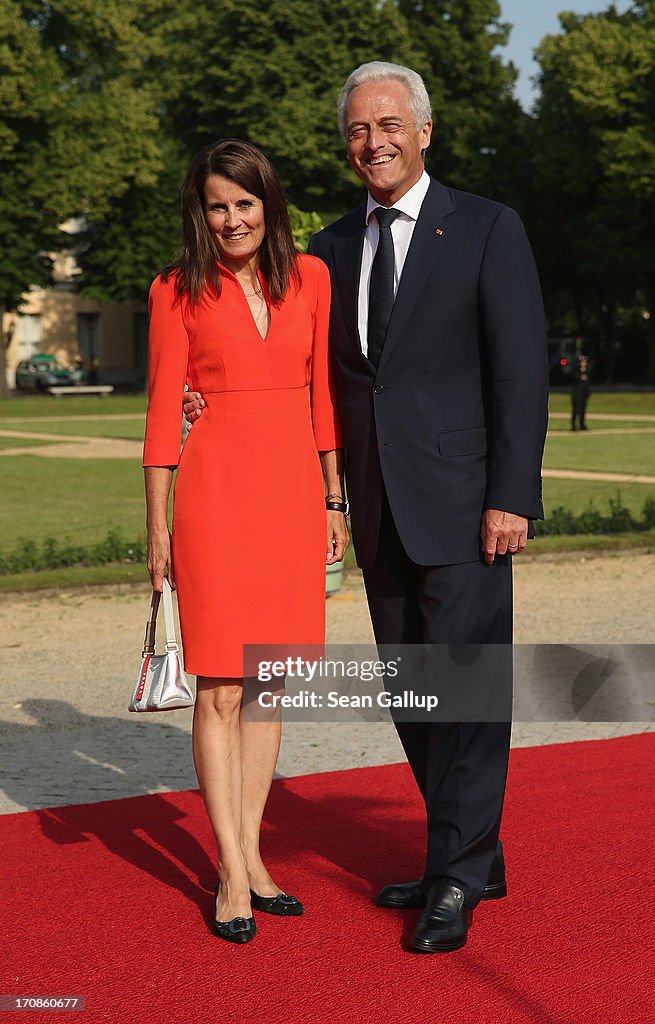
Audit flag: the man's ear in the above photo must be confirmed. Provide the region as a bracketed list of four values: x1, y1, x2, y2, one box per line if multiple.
[420, 120, 433, 157]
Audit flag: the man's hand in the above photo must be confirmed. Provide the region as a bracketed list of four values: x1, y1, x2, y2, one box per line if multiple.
[481, 509, 528, 565]
[183, 390, 205, 426]
[326, 510, 350, 564]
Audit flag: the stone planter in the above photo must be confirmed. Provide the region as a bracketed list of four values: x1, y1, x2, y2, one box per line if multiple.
[326, 561, 343, 596]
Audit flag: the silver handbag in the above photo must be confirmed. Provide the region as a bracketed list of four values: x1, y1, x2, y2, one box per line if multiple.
[128, 577, 194, 712]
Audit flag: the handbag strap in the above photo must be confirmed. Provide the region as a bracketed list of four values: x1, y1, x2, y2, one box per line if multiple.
[141, 577, 179, 655]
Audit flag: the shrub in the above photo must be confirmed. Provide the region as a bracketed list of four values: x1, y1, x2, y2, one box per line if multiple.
[539, 505, 578, 535]
[642, 496, 655, 529]
[289, 205, 325, 252]
[537, 493, 652, 537]
[0, 530, 146, 576]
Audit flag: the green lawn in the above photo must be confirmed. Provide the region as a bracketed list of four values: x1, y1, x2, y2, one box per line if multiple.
[0, 417, 146, 440]
[0, 394, 147, 418]
[0, 435, 59, 449]
[0, 562, 151, 592]
[547, 420, 653, 431]
[528, 530, 655, 555]
[544, 432, 655, 477]
[543, 478, 654, 517]
[1, 389, 652, 419]
[548, 392, 655, 416]
[0, 457, 145, 547]
[1, 390, 654, 590]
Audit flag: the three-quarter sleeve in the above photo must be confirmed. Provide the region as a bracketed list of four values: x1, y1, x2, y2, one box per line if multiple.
[142, 275, 190, 467]
[309, 258, 342, 451]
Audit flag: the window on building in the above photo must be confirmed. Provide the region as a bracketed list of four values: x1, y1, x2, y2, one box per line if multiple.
[16, 314, 42, 359]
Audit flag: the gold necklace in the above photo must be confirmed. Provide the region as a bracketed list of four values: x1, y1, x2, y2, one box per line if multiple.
[240, 278, 267, 330]
[253, 293, 267, 326]
[241, 275, 262, 298]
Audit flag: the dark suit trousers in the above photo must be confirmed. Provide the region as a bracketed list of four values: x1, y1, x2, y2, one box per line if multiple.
[363, 494, 512, 907]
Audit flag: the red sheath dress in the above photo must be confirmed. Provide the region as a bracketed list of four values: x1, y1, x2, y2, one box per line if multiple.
[143, 254, 341, 677]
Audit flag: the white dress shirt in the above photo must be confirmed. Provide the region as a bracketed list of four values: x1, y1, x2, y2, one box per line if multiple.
[357, 169, 431, 357]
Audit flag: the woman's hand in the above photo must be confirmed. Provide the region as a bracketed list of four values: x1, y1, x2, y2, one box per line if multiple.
[326, 510, 350, 564]
[147, 526, 174, 591]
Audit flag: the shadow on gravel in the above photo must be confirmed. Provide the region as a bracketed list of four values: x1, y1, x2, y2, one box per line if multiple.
[0, 698, 196, 809]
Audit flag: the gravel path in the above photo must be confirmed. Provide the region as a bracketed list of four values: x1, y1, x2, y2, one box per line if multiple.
[542, 467, 655, 483]
[0, 429, 142, 459]
[1, 551, 653, 814]
[548, 412, 655, 422]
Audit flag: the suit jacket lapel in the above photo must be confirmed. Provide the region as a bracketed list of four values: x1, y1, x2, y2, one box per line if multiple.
[378, 179, 456, 370]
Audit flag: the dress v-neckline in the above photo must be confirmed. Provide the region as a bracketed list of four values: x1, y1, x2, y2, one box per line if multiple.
[216, 262, 271, 341]
[236, 270, 270, 341]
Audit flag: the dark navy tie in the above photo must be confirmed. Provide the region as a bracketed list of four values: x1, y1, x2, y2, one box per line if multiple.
[367, 207, 400, 368]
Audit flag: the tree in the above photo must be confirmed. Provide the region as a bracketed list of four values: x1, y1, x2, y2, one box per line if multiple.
[531, 2, 655, 380]
[75, 0, 533, 298]
[74, 140, 187, 304]
[0, 1, 61, 396]
[0, 1, 193, 392]
[399, 0, 528, 204]
[168, 0, 413, 210]
[32, 0, 169, 218]
[23, 0, 655, 391]
[72, 0, 414, 298]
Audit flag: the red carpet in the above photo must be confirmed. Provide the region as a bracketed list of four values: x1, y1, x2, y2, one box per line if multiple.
[1, 733, 653, 1024]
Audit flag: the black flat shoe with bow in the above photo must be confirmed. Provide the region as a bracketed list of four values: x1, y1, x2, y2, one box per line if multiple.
[250, 889, 304, 916]
[213, 882, 256, 944]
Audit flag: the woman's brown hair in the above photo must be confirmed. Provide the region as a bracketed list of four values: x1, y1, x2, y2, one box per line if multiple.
[163, 139, 300, 305]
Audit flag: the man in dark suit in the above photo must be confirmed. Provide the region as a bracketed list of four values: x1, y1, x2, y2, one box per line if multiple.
[184, 61, 548, 953]
[307, 61, 548, 953]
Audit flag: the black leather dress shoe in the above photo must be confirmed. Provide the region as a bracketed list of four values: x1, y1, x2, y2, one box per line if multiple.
[375, 879, 427, 909]
[410, 882, 472, 953]
[376, 862, 506, 909]
[250, 890, 304, 916]
[479, 861, 507, 901]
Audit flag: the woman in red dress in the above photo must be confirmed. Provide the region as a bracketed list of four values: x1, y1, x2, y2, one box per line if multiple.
[143, 140, 348, 944]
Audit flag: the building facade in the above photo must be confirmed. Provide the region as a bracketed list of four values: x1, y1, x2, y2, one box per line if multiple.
[3, 248, 147, 391]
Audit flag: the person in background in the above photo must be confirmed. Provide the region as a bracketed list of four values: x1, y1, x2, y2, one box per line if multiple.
[571, 353, 591, 430]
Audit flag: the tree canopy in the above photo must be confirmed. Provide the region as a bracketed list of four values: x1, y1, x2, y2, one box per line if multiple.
[2, 0, 655, 383]
[531, 1, 655, 378]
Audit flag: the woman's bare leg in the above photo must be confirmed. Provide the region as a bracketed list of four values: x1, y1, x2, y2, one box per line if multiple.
[239, 679, 284, 896]
[192, 677, 251, 921]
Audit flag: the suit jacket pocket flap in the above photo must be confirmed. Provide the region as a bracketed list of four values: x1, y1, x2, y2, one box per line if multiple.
[438, 427, 487, 457]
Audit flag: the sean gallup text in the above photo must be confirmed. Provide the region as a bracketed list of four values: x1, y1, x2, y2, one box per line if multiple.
[257, 690, 439, 711]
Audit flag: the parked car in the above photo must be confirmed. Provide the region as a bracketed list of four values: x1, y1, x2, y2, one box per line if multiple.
[14, 355, 81, 392]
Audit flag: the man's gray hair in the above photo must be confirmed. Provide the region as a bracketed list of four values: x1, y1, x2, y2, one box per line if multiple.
[337, 61, 432, 139]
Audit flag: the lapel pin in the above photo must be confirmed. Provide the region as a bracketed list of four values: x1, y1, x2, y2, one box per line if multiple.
[435, 228, 444, 236]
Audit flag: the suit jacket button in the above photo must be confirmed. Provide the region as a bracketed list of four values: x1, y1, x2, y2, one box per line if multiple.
[373, 384, 384, 394]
